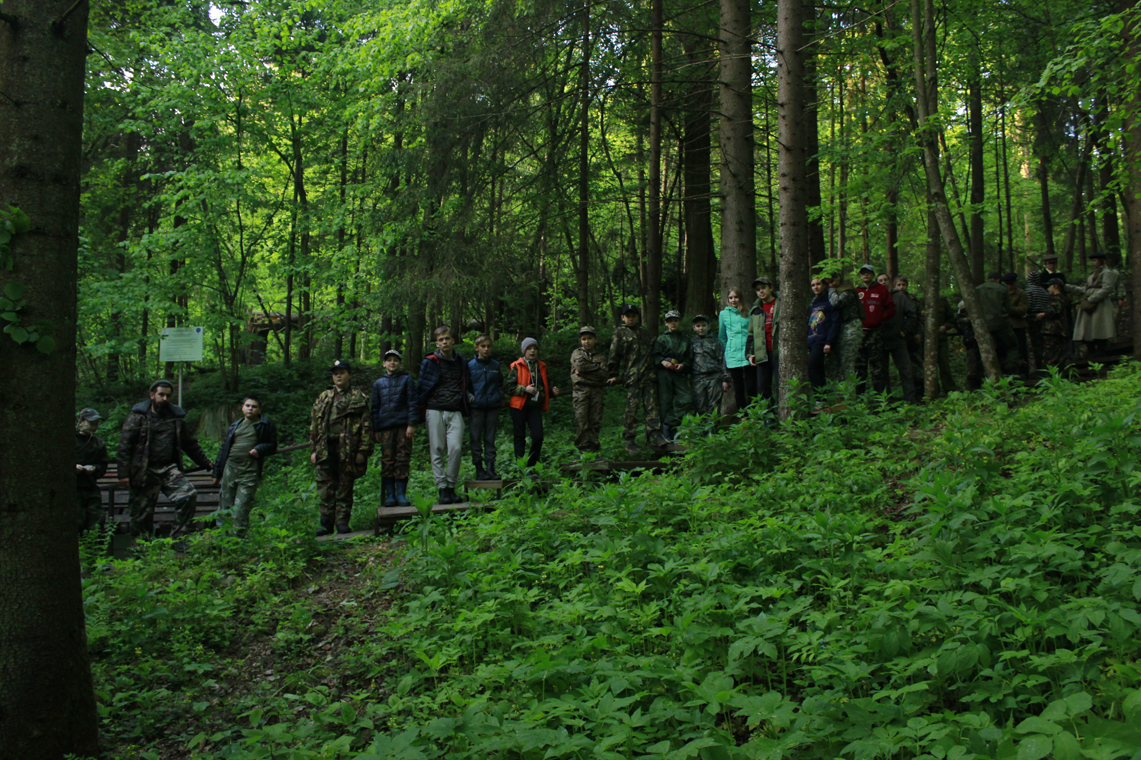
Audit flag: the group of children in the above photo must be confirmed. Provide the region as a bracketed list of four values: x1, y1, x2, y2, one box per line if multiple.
[308, 310, 730, 535]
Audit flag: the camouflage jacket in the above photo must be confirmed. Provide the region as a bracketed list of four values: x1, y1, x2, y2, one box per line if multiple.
[310, 386, 374, 477]
[652, 331, 693, 374]
[607, 323, 655, 386]
[1040, 293, 1070, 337]
[690, 333, 730, 383]
[571, 347, 609, 389]
[117, 401, 212, 488]
[76, 431, 109, 490]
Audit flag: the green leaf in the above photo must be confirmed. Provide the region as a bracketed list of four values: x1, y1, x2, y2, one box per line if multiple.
[1015, 716, 1060, 735]
[1123, 689, 1141, 723]
[1051, 731, 1081, 760]
[8, 207, 30, 234]
[2, 282, 23, 300]
[35, 336, 55, 354]
[1015, 735, 1052, 760]
[9, 325, 28, 343]
[1, 312, 17, 322]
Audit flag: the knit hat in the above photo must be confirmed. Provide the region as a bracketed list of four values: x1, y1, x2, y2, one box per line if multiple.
[149, 379, 174, 392]
[664, 310, 682, 321]
[1089, 251, 1108, 259]
[1001, 272, 1017, 283]
[521, 337, 539, 354]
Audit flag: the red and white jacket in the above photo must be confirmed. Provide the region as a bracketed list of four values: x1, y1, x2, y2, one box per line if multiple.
[856, 282, 897, 331]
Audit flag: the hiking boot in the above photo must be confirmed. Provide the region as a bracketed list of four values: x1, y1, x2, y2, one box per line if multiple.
[485, 466, 498, 480]
[438, 488, 451, 505]
[335, 522, 351, 534]
[315, 519, 334, 537]
[447, 486, 463, 504]
[623, 441, 641, 457]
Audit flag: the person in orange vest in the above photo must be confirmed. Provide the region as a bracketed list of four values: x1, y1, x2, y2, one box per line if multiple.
[504, 338, 564, 468]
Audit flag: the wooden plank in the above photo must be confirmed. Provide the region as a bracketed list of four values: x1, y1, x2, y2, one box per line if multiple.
[376, 502, 475, 521]
[316, 529, 375, 542]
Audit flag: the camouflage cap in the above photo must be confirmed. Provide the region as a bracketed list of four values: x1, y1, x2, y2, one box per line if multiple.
[664, 310, 682, 321]
[578, 325, 597, 336]
[383, 349, 402, 361]
[330, 359, 352, 373]
[691, 314, 710, 324]
[76, 408, 102, 422]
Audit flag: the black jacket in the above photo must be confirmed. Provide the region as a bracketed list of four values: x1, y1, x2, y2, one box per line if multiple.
[214, 415, 278, 479]
[118, 401, 212, 488]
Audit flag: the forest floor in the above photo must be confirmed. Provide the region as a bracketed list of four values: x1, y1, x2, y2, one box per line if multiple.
[81, 361, 1141, 760]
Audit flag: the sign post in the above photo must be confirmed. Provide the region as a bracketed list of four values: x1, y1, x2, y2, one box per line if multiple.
[159, 327, 204, 407]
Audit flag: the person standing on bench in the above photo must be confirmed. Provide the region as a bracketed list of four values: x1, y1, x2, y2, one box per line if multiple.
[310, 360, 374, 536]
[212, 394, 278, 538]
[117, 380, 213, 540]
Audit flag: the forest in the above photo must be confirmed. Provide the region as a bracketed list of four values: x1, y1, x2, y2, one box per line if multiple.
[3, 0, 1141, 758]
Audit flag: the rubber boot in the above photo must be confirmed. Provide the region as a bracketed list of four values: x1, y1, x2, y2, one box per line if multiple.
[316, 518, 334, 537]
[382, 478, 397, 507]
[395, 479, 411, 507]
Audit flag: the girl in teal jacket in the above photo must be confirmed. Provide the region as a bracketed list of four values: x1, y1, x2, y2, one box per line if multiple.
[719, 287, 753, 410]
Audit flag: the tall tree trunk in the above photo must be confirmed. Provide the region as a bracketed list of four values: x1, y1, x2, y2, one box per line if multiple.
[968, 54, 985, 284]
[1097, 100, 1122, 265]
[577, 3, 592, 326]
[804, 0, 826, 269]
[335, 128, 349, 358]
[1037, 105, 1056, 260]
[647, 0, 663, 328]
[1123, 0, 1141, 359]
[1062, 133, 1090, 270]
[920, 1, 941, 399]
[108, 129, 139, 383]
[682, 31, 716, 319]
[719, 0, 757, 299]
[910, 0, 1001, 380]
[776, 0, 811, 419]
[0, 3, 100, 758]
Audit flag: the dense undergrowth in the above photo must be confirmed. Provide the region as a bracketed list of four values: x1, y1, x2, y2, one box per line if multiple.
[82, 362, 1141, 760]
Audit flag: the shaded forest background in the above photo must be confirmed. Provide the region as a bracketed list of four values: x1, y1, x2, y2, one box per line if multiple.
[78, 0, 1141, 392]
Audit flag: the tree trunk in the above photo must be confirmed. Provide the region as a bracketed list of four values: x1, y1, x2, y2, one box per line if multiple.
[647, 0, 663, 329]
[719, 0, 757, 299]
[968, 55, 985, 284]
[923, 209, 941, 398]
[776, 0, 811, 419]
[1062, 135, 1090, 270]
[1037, 105, 1056, 260]
[804, 0, 826, 269]
[910, 0, 1001, 380]
[577, 3, 592, 326]
[1123, 0, 1141, 359]
[0, 3, 100, 758]
[682, 30, 716, 319]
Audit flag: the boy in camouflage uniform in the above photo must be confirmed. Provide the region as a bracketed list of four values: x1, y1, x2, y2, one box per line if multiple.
[310, 360, 374, 536]
[607, 304, 668, 456]
[75, 408, 109, 532]
[689, 315, 730, 424]
[1039, 278, 1071, 368]
[653, 310, 694, 442]
[570, 326, 608, 453]
[117, 380, 214, 539]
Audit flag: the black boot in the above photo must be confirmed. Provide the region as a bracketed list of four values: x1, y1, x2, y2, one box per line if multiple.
[448, 486, 463, 504]
[485, 462, 498, 480]
[315, 518, 334, 537]
[335, 522, 351, 534]
[473, 461, 485, 480]
[438, 488, 450, 505]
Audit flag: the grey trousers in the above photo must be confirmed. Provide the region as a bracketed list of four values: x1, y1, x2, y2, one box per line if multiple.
[468, 408, 498, 468]
[425, 409, 465, 488]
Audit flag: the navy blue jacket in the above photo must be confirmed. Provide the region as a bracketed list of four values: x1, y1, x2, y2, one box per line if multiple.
[468, 356, 503, 410]
[214, 415, 278, 479]
[807, 293, 840, 348]
[371, 370, 419, 430]
[416, 350, 472, 419]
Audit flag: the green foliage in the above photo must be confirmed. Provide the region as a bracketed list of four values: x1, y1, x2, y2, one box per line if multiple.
[87, 362, 1141, 759]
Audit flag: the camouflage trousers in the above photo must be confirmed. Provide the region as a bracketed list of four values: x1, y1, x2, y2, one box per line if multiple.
[621, 377, 661, 444]
[1041, 333, 1069, 368]
[573, 387, 605, 451]
[78, 487, 104, 532]
[656, 370, 694, 428]
[128, 464, 198, 538]
[692, 373, 724, 418]
[215, 469, 260, 534]
[827, 321, 863, 384]
[855, 329, 887, 394]
[316, 438, 356, 525]
[378, 427, 412, 480]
